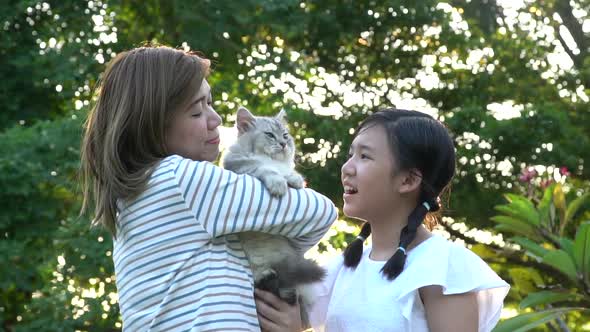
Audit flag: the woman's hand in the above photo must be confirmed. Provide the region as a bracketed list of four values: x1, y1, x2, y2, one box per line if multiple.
[255, 289, 303, 332]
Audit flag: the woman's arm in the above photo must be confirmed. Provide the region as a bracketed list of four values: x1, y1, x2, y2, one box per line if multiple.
[420, 285, 479, 332]
[172, 157, 337, 247]
[255, 289, 303, 332]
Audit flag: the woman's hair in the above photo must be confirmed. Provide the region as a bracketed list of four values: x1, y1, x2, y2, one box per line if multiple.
[80, 45, 210, 236]
[342, 108, 456, 280]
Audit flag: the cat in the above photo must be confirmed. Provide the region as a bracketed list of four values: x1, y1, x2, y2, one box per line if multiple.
[221, 106, 325, 327]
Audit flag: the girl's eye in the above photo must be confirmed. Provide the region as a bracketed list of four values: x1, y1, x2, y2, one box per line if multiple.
[207, 100, 212, 106]
[265, 132, 275, 139]
[192, 113, 202, 118]
[360, 154, 369, 159]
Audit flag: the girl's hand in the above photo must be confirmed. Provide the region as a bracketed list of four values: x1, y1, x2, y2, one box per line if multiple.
[255, 289, 303, 332]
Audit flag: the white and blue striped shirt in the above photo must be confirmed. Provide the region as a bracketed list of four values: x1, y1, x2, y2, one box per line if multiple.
[113, 155, 337, 331]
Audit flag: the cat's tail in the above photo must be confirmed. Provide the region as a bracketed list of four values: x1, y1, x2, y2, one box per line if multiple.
[271, 257, 326, 287]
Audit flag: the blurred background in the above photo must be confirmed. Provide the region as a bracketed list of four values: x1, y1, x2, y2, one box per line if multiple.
[1, 0, 589, 331]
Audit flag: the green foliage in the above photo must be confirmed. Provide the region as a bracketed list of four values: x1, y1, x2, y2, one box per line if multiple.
[1, 0, 590, 330]
[492, 181, 590, 331]
[494, 308, 590, 332]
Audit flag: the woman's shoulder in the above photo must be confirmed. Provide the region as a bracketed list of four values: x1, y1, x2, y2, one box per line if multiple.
[152, 155, 217, 178]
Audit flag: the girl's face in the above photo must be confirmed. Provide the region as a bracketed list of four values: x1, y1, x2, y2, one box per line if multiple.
[341, 125, 404, 221]
[166, 80, 222, 162]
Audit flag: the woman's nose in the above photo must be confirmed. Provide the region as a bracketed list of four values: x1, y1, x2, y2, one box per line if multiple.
[209, 109, 222, 129]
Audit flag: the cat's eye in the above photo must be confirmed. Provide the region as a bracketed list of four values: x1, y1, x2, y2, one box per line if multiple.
[282, 133, 289, 139]
[264, 132, 275, 139]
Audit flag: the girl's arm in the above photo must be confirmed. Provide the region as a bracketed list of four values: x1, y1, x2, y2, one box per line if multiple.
[420, 285, 479, 332]
[172, 157, 337, 249]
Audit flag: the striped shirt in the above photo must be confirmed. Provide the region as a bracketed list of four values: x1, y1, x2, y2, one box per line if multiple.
[113, 155, 337, 331]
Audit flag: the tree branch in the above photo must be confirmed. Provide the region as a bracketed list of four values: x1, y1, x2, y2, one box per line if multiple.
[553, 0, 587, 66]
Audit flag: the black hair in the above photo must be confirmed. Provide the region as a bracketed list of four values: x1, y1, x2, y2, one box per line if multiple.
[342, 108, 456, 280]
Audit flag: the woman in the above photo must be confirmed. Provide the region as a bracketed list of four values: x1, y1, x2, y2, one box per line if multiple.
[255, 109, 509, 332]
[80, 45, 337, 331]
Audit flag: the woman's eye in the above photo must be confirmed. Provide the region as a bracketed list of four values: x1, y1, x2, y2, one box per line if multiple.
[265, 132, 275, 139]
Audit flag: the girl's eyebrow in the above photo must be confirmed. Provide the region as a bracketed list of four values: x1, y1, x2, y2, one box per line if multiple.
[350, 143, 375, 152]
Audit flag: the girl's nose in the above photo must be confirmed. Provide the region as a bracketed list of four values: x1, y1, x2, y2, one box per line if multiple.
[341, 158, 355, 177]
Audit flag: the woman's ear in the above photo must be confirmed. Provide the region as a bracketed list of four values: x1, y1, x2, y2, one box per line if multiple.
[398, 169, 423, 194]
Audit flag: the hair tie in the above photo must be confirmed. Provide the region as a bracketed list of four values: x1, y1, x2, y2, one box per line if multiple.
[396, 247, 407, 255]
[356, 235, 366, 241]
[422, 201, 431, 211]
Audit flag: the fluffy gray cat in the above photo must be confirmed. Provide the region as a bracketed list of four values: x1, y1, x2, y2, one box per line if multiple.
[221, 106, 325, 326]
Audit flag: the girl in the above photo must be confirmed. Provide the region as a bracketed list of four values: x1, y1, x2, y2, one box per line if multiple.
[80, 45, 337, 331]
[255, 109, 509, 332]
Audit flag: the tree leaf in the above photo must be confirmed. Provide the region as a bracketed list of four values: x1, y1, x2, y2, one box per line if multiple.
[492, 308, 588, 332]
[553, 184, 567, 233]
[497, 194, 540, 226]
[559, 238, 575, 260]
[511, 237, 548, 259]
[565, 193, 590, 225]
[508, 267, 545, 293]
[537, 185, 554, 227]
[542, 250, 578, 281]
[491, 215, 538, 238]
[519, 290, 575, 309]
[574, 222, 590, 278]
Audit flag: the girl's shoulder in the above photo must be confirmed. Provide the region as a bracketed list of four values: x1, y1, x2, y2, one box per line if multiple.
[398, 235, 510, 331]
[401, 235, 508, 293]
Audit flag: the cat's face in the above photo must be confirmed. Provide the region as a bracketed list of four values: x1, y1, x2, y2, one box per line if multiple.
[236, 107, 295, 161]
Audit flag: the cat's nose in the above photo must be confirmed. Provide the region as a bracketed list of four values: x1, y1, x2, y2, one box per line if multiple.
[280, 142, 286, 149]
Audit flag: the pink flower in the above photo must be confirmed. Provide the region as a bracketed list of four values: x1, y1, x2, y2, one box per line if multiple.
[559, 167, 570, 176]
[518, 168, 538, 183]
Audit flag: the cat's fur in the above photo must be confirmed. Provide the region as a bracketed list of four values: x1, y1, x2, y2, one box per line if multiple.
[221, 107, 325, 326]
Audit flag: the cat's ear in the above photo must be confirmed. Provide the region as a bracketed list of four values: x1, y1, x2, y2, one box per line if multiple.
[276, 109, 287, 124]
[236, 106, 256, 135]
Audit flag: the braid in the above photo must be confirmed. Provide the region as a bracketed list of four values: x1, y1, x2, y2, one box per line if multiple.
[343, 222, 371, 268]
[381, 199, 437, 280]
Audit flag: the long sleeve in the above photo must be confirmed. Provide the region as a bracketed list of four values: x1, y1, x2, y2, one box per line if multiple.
[171, 155, 337, 252]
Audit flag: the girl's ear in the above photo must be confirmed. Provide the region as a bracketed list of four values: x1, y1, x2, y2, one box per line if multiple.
[398, 169, 423, 194]
[236, 106, 256, 135]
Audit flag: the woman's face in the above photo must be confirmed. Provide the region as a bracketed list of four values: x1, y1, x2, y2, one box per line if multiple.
[341, 125, 404, 221]
[166, 80, 222, 161]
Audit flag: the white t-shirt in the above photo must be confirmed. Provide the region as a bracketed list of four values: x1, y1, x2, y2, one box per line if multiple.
[308, 235, 509, 332]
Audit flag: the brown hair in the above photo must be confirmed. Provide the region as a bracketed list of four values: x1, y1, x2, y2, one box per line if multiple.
[80, 46, 210, 236]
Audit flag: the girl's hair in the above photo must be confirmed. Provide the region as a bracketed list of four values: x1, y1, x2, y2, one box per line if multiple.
[342, 108, 456, 280]
[80, 46, 210, 236]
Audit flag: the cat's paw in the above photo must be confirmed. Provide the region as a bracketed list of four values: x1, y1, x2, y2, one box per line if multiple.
[279, 288, 298, 305]
[264, 175, 288, 196]
[286, 172, 305, 189]
[256, 269, 280, 294]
